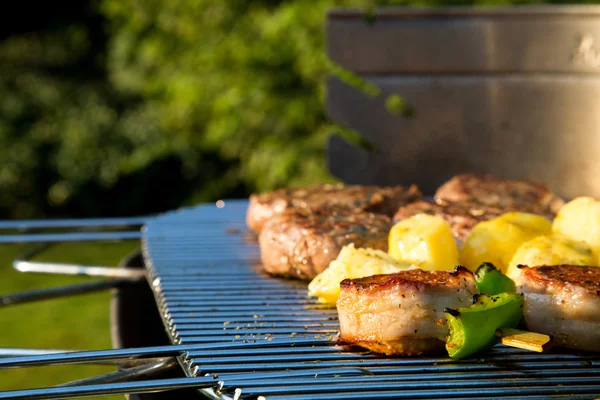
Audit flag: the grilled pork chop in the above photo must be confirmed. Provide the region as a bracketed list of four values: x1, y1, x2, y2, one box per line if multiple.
[247, 184, 421, 232]
[434, 174, 564, 216]
[517, 265, 600, 352]
[392, 200, 504, 242]
[259, 207, 392, 280]
[337, 267, 476, 356]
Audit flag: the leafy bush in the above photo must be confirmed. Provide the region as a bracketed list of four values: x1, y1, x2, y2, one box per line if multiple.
[0, 0, 594, 218]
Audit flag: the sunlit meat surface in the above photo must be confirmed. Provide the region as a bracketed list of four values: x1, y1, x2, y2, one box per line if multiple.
[434, 173, 564, 216]
[517, 264, 600, 352]
[337, 267, 476, 356]
[246, 183, 421, 232]
[259, 206, 392, 280]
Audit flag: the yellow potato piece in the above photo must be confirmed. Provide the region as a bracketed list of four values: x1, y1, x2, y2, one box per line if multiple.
[460, 212, 552, 273]
[506, 234, 595, 281]
[552, 197, 600, 260]
[307, 244, 414, 305]
[388, 214, 459, 271]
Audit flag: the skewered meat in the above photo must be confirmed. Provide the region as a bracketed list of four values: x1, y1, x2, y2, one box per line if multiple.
[337, 267, 476, 356]
[517, 265, 600, 352]
[247, 183, 421, 232]
[434, 174, 564, 216]
[259, 207, 392, 280]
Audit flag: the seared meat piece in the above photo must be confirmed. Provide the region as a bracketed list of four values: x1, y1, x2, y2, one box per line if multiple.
[517, 265, 600, 352]
[434, 174, 564, 216]
[337, 267, 476, 356]
[259, 207, 392, 280]
[399, 174, 563, 241]
[247, 183, 421, 232]
[393, 200, 504, 242]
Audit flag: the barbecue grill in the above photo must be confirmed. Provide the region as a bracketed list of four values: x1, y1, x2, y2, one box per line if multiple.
[4, 5, 600, 399]
[2, 199, 600, 399]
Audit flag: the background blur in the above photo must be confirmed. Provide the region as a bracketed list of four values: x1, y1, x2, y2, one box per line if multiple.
[1, 0, 597, 395]
[4, 0, 598, 221]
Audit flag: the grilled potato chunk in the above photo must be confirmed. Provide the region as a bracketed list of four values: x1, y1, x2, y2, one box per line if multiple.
[460, 212, 551, 273]
[308, 244, 414, 305]
[552, 197, 600, 260]
[388, 214, 459, 271]
[506, 234, 595, 281]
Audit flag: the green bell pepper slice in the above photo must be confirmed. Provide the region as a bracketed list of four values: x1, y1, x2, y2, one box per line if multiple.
[445, 292, 524, 360]
[474, 262, 516, 295]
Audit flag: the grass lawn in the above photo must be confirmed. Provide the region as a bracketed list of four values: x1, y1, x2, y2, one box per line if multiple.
[0, 239, 139, 399]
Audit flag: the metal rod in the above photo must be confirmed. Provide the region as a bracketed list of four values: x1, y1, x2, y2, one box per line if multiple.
[0, 278, 141, 307]
[0, 231, 142, 244]
[0, 349, 171, 368]
[14, 261, 146, 279]
[0, 376, 218, 400]
[0, 340, 324, 368]
[0, 348, 73, 358]
[0, 217, 146, 230]
[58, 358, 179, 387]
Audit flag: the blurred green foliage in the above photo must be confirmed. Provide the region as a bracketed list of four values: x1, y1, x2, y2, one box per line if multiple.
[1, 0, 597, 218]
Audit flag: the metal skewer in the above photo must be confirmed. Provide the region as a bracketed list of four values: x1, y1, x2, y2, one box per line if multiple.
[0, 349, 173, 368]
[0, 376, 219, 400]
[14, 261, 146, 279]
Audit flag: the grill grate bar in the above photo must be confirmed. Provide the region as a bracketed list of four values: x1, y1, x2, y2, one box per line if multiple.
[174, 328, 338, 338]
[216, 368, 600, 385]
[161, 293, 316, 300]
[175, 336, 330, 346]
[201, 366, 371, 381]
[265, 396, 594, 400]
[164, 306, 334, 314]
[164, 299, 320, 307]
[154, 272, 269, 280]
[174, 322, 339, 331]
[186, 346, 365, 358]
[232, 377, 600, 396]
[238, 386, 600, 400]
[157, 281, 297, 288]
[170, 316, 338, 324]
[183, 346, 598, 363]
[189, 358, 600, 374]
[167, 311, 337, 319]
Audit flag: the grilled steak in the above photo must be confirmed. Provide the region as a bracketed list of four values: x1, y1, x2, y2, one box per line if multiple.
[337, 267, 476, 356]
[434, 174, 564, 216]
[247, 183, 421, 232]
[393, 175, 564, 241]
[392, 200, 504, 242]
[259, 207, 392, 280]
[517, 265, 600, 352]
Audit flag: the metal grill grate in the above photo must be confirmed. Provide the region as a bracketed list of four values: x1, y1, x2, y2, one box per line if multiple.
[142, 200, 600, 400]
